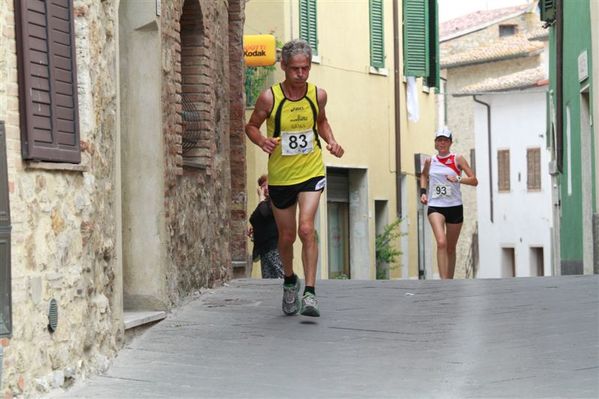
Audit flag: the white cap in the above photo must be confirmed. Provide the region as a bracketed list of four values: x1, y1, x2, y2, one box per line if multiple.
[435, 126, 452, 140]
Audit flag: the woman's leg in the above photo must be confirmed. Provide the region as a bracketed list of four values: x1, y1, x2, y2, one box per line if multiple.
[428, 212, 450, 279]
[445, 223, 463, 279]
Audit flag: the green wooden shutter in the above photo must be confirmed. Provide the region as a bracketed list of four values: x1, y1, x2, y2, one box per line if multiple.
[299, 0, 318, 54]
[369, 0, 385, 69]
[539, 0, 556, 23]
[426, 0, 439, 89]
[403, 0, 429, 77]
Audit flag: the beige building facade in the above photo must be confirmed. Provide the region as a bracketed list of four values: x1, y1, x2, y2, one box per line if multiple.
[0, 0, 246, 397]
[244, 0, 437, 280]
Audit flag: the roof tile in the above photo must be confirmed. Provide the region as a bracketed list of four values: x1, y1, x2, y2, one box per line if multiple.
[440, 3, 532, 41]
[441, 34, 545, 68]
[456, 67, 548, 95]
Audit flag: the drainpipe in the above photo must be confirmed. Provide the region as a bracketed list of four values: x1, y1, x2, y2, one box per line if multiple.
[473, 95, 494, 223]
[555, 0, 563, 172]
[393, 0, 402, 218]
[440, 76, 448, 129]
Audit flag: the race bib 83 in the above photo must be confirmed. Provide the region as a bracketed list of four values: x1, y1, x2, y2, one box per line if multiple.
[281, 129, 314, 156]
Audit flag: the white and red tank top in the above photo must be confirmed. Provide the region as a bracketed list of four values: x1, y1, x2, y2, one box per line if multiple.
[427, 153, 462, 207]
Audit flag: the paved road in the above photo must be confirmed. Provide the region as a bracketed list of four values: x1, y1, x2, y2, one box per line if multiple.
[53, 276, 599, 398]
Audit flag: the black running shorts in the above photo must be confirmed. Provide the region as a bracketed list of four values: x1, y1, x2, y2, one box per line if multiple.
[427, 205, 464, 224]
[268, 176, 326, 209]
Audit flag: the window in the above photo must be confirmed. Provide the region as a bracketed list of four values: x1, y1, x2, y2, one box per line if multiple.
[539, 0, 556, 23]
[497, 149, 510, 192]
[369, 0, 384, 69]
[527, 147, 541, 190]
[299, 0, 318, 55]
[15, 0, 81, 163]
[499, 24, 517, 37]
[327, 168, 350, 279]
[0, 122, 11, 338]
[403, 0, 439, 89]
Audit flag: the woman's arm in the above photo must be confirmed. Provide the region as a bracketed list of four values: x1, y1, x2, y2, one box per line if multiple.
[456, 155, 478, 186]
[420, 157, 431, 204]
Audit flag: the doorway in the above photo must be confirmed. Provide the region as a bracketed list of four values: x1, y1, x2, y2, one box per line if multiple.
[327, 168, 350, 279]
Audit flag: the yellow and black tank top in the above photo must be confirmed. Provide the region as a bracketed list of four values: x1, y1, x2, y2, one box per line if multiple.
[266, 82, 324, 186]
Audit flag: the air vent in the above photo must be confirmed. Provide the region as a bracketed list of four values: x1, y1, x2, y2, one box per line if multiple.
[48, 299, 58, 333]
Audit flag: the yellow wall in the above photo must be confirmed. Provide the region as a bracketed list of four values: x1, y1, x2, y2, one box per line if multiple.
[398, 79, 438, 279]
[245, 0, 437, 280]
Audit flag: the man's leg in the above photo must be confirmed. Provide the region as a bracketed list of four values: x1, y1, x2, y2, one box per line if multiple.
[272, 203, 298, 277]
[272, 203, 301, 315]
[297, 191, 322, 287]
[295, 191, 322, 317]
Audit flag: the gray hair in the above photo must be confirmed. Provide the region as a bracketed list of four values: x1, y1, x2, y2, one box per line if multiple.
[281, 39, 312, 64]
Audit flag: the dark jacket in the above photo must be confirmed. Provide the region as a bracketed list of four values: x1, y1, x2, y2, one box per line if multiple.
[249, 200, 279, 261]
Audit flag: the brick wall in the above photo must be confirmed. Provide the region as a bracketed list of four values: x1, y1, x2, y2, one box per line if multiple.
[228, 0, 248, 268]
[161, 0, 246, 293]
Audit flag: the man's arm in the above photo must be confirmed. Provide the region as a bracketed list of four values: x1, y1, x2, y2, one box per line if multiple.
[245, 89, 279, 154]
[316, 87, 344, 158]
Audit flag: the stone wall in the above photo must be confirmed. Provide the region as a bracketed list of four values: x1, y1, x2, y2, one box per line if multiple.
[0, 0, 246, 396]
[1, 1, 122, 396]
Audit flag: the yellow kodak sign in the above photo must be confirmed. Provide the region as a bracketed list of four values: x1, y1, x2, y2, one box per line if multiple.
[243, 34, 276, 67]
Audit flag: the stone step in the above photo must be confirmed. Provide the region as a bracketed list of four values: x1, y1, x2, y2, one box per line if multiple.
[123, 310, 167, 330]
[123, 311, 167, 344]
[232, 260, 250, 279]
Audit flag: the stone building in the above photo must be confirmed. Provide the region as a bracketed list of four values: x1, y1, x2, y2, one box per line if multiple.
[0, 0, 246, 397]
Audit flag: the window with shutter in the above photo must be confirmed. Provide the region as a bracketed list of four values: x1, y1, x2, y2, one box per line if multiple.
[369, 0, 385, 69]
[15, 0, 81, 163]
[539, 0, 556, 23]
[0, 121, 12, 338]
[299, 0, 318, 55]
[426, 0, 439, 89]
[497, 149, 510, 192]
[403, 0, 429, 77]
[403, 0, 439, 89]
[527, 147, 541, 191]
